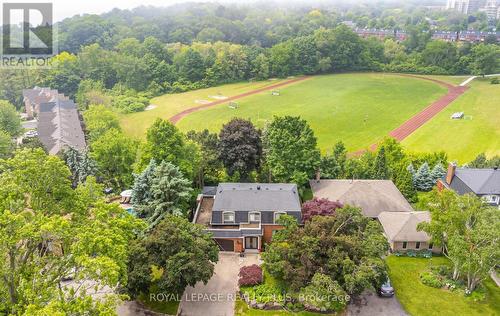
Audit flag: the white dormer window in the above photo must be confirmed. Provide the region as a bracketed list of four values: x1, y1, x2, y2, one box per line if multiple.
[484, 195, 499, 204]
[274, 212, 287, 224]
[249, 212, 261, 222]
[223, 211, 235, 223]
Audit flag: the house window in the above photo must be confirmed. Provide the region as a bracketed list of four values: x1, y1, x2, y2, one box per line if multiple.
[484, 195, 499, 204]
[223, 211, 235, 223]
[274, 212, 287, 224]
[428, 243, 433, 250]
[416, 242, 421, 249]
[402, 241, 407, 249]
[249, 212, 261, 222]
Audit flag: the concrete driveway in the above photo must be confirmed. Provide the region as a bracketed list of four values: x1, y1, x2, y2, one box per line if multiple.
[179, 252, 261, 316]
[348, 290, 407, 316]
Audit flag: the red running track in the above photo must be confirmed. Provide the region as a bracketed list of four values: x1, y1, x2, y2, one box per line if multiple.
[353, 74, 468, 155]
[169, 76, 311, 124]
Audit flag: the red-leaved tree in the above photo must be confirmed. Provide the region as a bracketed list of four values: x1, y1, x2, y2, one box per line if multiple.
[238, 264, 263, 286]
[302, 197, 343, 221]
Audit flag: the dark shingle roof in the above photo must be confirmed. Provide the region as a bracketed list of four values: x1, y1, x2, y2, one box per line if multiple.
[449, 168, 500, 195]
[37, 99, 86, 154]
[212, 183, 301, 212]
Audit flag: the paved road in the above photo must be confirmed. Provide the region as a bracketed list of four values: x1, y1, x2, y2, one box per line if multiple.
[348, 290, 408, 316]
[178, 252, 261, 316]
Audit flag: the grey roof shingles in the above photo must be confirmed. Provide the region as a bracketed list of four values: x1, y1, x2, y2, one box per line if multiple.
[37, 99, 86, 154]
[212, 183, 302, 212]
[449, 168, 500, 195]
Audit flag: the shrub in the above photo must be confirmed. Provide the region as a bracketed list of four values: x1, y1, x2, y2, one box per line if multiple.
[430, 265, 451, 277]
[420, 271, 444, 288]
[239, 265, 263, 286]
[241, 284, 283, 304]
[299, 273, 348, 312]
[490, 77, 499, 84]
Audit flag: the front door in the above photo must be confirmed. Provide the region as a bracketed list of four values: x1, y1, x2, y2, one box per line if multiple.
[245, 237, 259, 250]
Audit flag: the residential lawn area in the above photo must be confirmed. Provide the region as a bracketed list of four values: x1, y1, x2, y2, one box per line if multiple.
[137, 292, 179, 315]
[175, 73, 447, 152]
[386, 256, 500, 316]
[402, 78, 500, 164]
[119, 79, 287, 139]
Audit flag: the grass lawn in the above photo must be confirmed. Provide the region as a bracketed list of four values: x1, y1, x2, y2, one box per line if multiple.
[386, 256, 500, 316]
[423, 75, 470, 85]
[402, 78, 500, 163]
[137, 292, 179, 315]
[175, 73, 447, 152]
[119, 79, 287, 139]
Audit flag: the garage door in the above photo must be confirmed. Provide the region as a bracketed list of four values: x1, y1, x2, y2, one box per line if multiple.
[215, 239, 234, 251]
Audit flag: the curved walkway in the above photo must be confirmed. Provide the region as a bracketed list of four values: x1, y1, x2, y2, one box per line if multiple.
[169, 76, 311, 124]
[354, 74, 469, 155]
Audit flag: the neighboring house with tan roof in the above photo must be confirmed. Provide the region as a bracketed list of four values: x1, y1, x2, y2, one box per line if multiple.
[309, 179, 414, 218]
[378, 211, 440, 253]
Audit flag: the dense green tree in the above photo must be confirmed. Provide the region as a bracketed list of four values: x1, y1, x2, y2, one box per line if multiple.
[63, 147, 98, 187]
[299, 273, 348, 312]
[90, 128, 137, 190]
[141, 118, 200, 180]
[0, 100, 21, 137]
[395, 164, 418, 203]
[127, 215, 218, 297]
[218, 118, 262, 179]
[0, 149, 144, 314]
[132, 160, 192, 227]
[470, 44, 500, 76]
[373, 146, 389, 179]
[0, 130, 13, 158]
[263, 116, 320, 183]
[414, 162, 435, 191]
[421, 41, 458, 71]
[430, 163, 447, 183]
[83, 104, 121, 142]
[467, 153, 500, 168]
[175, 48, 206, 82]
[187, 129, 224, 186]
[263, 207, 388, 294]
[419, 190, 499, 292]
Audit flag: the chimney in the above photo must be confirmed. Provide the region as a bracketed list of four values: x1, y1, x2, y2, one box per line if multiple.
[315, 170, 321, 182]
[446, 163, 456, 185]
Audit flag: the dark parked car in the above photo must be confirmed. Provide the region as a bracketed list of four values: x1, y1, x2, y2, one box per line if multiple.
[379, 278, 395, 297]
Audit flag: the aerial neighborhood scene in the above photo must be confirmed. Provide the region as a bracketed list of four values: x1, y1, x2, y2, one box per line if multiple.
[0, 0, 499, 315]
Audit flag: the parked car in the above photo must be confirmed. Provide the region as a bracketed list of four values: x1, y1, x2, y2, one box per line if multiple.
[379, 278, 395, 297]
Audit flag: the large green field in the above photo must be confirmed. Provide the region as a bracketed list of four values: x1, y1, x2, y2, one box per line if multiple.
[120, 79, 288, 139]
[174, 73, 447, 152]
[402, 78, 500, 163]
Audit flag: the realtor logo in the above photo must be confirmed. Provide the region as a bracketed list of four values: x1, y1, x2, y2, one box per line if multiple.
[1, 3, 55, 67]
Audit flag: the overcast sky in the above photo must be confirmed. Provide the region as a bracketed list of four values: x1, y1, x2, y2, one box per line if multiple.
[4, 0, 259, 22]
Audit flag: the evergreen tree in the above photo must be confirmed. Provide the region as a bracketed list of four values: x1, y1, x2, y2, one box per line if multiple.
[64, 147, 97, 187]
[414, 162, 435, 191]
[407, 163, 416, 185]
[395, 165, 418, 203]
[430, 163, 447, 183]
[332, 141, 347, 177]
[134, 161, 192, 228]
[373, 146, 389, 179]
[131, 159, 157, 217]
[147, 161, 192, 227]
